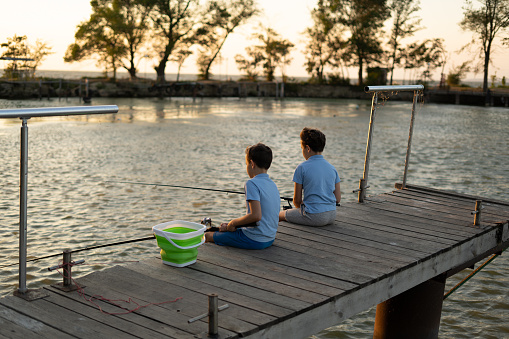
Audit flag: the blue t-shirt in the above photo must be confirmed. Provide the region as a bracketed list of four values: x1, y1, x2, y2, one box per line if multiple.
[241, 173, 280, 242]
[293, 155, 341, 214]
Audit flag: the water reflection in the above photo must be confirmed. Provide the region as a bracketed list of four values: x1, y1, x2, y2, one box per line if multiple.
[0, 97, 507, 337]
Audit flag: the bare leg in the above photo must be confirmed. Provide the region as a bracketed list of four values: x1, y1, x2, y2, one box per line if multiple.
[279, 210, 286, 222]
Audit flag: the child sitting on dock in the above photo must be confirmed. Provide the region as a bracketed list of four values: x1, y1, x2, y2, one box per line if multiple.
[204, 143, 280, 249]
[279, 127, 341, 226]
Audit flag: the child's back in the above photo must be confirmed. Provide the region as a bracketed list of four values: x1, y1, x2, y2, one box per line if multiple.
[279, 127, 341, 226]
[205, 143, 280, 249]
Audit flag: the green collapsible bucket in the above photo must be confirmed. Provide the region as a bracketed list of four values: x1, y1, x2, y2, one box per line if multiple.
[152, 220, 206, 267]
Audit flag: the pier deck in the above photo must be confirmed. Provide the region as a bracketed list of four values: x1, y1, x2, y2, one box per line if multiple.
[1, 184, 508, 338]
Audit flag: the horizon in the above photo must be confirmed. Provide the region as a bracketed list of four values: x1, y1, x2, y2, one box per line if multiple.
[1, 0, 508, 83]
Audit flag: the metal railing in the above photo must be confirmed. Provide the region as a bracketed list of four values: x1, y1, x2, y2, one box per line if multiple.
[0, 105, 119, 299]
[357, 85, 424, 203]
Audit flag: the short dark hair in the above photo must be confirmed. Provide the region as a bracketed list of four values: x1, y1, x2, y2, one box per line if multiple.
[245, 143, 273, 170]
[300, 127, 326, 152]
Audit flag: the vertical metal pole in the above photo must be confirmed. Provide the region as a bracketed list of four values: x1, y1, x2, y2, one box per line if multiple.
[359, 93, 378, 203]
[402, 90, 419, 188]
[208, 293, 218, 336]
[18, 118, 29, 294]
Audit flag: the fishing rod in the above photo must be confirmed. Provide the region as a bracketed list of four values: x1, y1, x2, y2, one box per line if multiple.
[0, 235, 155, 269]
[106, 180, 294, 206]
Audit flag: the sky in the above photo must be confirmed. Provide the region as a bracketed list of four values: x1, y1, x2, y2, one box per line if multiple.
[1, 0, 508, 83]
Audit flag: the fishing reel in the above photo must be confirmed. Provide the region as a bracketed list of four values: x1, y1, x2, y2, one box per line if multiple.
[201, 217, 219, 232]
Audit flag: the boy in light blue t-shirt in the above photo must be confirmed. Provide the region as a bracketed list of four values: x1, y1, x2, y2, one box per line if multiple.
[204, 143, 280, 249]
[279, 127, 341, 226]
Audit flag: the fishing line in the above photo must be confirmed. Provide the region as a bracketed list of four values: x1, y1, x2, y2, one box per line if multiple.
[0, 235, 155, 269]
[105, 180, 294, 202]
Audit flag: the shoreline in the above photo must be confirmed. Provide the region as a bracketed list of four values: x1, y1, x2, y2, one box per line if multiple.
[1, 79, 508, 107]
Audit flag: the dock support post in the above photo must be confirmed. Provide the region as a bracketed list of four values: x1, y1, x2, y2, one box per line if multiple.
[63, 249, 72, 287]
[208, 293, 218, 336]
[373, 275, 446, 339]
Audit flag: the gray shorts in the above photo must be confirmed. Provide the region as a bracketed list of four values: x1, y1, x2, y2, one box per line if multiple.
[284, 205, 336, 227]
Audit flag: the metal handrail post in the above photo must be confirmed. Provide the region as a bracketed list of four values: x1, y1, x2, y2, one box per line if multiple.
[0, 105, 119, 298]
[358, 85, 424, 203]
[359, 92, 378, 203]
[402, 90, 419, 188]
[19, 118, 29, 294]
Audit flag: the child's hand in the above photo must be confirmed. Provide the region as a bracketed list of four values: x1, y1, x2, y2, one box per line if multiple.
[226, 221, 236, 232]
[219, 223, 229, 232]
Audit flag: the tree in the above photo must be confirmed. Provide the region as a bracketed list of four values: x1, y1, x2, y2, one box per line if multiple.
[1, 35, 53, 79]
[402, 38, 446, 83]
[196, 0, 259, 80]
[235, 26, 294, 81]
[386, 0, 422, 85]
[235, 48, 262, 81]
[149, 0, 200, 82]
[64, 0, 153, 79]
[303, 0, 347, 83]
[447, 62, 471, 86]
[460, 0, 509, 92]
[169, 43, 193, 82]
[334, 0, 390, 86]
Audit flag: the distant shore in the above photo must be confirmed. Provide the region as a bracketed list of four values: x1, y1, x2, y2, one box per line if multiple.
[0, 78, 508, 107]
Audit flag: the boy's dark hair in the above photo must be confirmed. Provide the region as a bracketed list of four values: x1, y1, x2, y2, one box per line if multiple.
[245, 143, 272, 170]
[300, 127, 326, 152]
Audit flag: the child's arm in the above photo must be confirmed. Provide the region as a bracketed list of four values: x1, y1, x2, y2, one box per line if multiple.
[334, 182, 341, 204]
[224, 200, 262, 232]
[293, 182, 303, 208]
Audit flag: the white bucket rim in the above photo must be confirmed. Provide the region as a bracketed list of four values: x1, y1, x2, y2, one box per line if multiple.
[152, 220, 205, 240]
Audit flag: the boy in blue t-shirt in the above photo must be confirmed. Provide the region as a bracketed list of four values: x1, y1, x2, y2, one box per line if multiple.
[204, 143, 280, 249]
[279, 127, 341, 226]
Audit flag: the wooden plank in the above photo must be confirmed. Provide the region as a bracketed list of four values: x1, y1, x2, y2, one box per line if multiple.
[199, 244, 357, 293]
[148, 259, 312, 312]
[245, 226, 508, 339]
[401, 183, 509, 207]
[188, 258, 329, 304]
[0, 303, 71, 339]
[345, 201, 480, 236]
[339, 203, 472, 240]
[233, 244, 374, 284]
[378, 194, 509, 227]
[361, 198, 483, 229]
[68, 274, 210, 338]
[86, 264, 272, 328]
[278, 221, 428, 259]
[385, 191, 495, 218]
[275, 230, 412, 266]
[391, 189, 509, 222]
[41, 288, 171, 339]
[0, 294, 140, 339]
[126, 258, 296, 319]
[335, 214, 459, 245]
[72, 266, 251, 336]
[272, 235, 398, 276]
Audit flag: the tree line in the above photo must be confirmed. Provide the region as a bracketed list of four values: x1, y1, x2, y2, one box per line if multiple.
[1, 0, 508, 91]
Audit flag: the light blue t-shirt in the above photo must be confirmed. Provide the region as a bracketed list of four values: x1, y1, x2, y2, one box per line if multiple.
[241, 173, 280, 242]
[293, 155, 341, 214]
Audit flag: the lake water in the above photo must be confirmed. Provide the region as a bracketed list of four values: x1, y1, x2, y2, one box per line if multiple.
[0, 96, 507, 338]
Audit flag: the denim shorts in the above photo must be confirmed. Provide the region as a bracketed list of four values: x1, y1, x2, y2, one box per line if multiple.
[213, 229, 274, 250]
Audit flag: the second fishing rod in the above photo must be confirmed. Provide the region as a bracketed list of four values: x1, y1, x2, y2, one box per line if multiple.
[106, 180, 295, 209]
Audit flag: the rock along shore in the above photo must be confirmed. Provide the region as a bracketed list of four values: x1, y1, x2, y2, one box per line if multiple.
[1, 78, 508, 107]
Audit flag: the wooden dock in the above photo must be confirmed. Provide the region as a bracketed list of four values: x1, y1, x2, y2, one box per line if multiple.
[1, 184, 508, 338]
